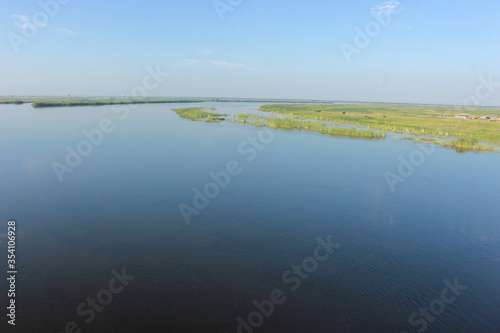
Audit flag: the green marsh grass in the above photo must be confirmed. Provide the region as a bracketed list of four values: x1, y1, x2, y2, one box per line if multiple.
[432, 138, 498, 152]
[173, 107, 227, 123]
[259, 104, 500, 151]
[232, 113, 385, 139]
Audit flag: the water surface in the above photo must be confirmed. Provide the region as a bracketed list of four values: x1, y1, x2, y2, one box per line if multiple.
[0, 103, 499, 332]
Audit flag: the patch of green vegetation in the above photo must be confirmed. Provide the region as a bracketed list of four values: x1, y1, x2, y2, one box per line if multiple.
[232, 114, 266, 126]
[232, 113, 385, 139]
[420, 138, 499, 152]
[31, 98, 202, 108]
[173, 107, 227, 123]
[258, 104, 500, 151]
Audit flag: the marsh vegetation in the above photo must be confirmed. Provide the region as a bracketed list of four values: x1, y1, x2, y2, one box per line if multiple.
[232, 113, 385, 139]
[419, 138, 499, 152]
[258, 104, 500, 151]
[173, 107, 227, 123]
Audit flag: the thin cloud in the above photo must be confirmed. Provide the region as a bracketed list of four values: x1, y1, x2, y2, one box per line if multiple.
[12, 14, 47, 28]
[52, 28, 78, 37]
[371, 1, 401, 16]
[12, 15, 77, 36]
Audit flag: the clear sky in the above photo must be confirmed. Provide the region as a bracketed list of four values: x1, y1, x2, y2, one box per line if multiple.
[1, 0, 499, 106]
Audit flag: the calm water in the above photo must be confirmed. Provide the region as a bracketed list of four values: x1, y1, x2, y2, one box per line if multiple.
[0, 103, 499, 333]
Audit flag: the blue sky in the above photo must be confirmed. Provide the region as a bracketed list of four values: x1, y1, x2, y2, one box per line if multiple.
[1, 0, 499, 105]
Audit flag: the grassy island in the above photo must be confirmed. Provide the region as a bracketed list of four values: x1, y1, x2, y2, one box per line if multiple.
[173, 107, 227, 123]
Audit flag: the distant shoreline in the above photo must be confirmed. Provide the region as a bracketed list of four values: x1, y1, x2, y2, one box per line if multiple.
[1, 97, 500, 109]
[0, 97, 335, 109]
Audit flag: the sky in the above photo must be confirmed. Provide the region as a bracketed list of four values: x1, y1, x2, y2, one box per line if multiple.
[1, 0, 500, 106]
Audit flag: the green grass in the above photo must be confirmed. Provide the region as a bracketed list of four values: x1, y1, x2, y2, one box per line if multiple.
[419, 138, 499, 152]
[258, 104, 500, 151]
[232, 113, 385, 139]
[231, 113, 266, 126]
[173, 107, 227, 123]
